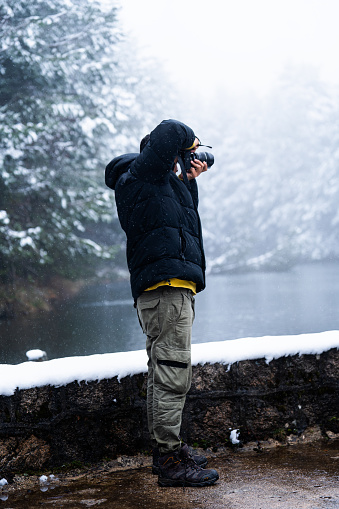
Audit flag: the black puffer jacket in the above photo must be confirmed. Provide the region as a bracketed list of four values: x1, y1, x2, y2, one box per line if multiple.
[105, 119, 206, 301]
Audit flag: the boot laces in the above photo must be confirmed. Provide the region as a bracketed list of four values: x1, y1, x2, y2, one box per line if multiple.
[182, 454, 201, 475]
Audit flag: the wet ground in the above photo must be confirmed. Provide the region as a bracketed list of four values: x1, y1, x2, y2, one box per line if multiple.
[1, 439, 339, 508]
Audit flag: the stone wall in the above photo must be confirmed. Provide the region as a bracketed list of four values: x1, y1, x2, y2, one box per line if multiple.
[0, 348, 338, 474]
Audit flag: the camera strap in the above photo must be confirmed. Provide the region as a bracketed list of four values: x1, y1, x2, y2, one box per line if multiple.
[177, 155, 190, 187]
[177, 155, 206, 278]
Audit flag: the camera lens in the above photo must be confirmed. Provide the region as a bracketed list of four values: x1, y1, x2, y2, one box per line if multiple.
[191, 152, 214, 168]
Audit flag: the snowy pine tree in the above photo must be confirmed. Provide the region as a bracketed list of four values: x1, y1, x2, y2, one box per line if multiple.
[0, 0, 119, 281]
[0, 0, 166, 285]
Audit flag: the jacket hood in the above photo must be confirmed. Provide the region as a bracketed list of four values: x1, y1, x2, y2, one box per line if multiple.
[105, 153, 138, 190]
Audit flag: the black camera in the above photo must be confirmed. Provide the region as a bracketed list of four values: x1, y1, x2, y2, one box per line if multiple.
[190, 151, 214, 168]
[179, 150, 214, 172]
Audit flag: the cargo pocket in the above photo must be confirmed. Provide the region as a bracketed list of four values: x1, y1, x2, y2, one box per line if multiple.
[154, 345, 191, 395]
[157, 399, 182, 425]
[166, 291, 195, 350]
[137, 296, 160, 338]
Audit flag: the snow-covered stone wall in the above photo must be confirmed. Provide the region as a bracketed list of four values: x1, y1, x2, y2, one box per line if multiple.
[0, 338, 338, 474]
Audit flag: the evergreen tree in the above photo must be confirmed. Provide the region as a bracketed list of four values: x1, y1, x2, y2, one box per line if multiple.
[0, 0, 140, 283]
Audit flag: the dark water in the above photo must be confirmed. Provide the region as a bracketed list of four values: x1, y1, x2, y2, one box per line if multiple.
[1, 262, 339, 365]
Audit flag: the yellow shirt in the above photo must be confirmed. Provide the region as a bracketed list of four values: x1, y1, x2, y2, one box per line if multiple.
[145, 278, 196, 294]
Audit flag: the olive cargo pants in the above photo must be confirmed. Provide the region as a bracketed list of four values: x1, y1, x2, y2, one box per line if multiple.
[136, 286, 195, 454]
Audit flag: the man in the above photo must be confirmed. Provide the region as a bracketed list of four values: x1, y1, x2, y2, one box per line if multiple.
[105, 119, 219, 487]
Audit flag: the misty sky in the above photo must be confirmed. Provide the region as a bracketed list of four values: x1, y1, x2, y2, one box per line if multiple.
[118, 0, 339, 99]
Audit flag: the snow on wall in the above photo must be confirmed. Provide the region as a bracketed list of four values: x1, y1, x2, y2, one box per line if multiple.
[0, 331, 338, 397]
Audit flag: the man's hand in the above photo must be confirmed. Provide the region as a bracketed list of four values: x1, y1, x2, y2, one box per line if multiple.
[187, 137, 207, 179]
[187, 159, 208, 180]
[177, 137, 208, 180]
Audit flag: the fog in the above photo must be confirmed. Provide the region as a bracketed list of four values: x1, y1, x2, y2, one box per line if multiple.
[117, 0, 339, 273]
[118, 0, 339, 100]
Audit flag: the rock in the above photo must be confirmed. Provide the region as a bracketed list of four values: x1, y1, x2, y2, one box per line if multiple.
[26, 350, 48, 362]
[0, 435, 50, 472]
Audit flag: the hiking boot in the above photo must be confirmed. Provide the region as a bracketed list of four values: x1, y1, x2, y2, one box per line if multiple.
[158, 444, 219, 487]
[152, 444, 208, 475]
